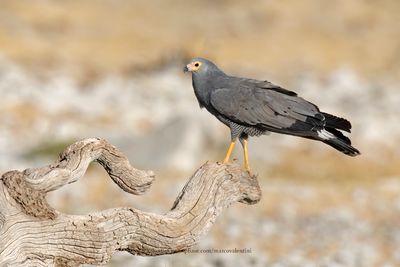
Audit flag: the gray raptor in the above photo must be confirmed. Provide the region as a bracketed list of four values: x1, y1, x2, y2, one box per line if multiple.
[184, 57, 360, 172]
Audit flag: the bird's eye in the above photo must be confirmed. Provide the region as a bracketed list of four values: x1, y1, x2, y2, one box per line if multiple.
[194, 62, 199, 67]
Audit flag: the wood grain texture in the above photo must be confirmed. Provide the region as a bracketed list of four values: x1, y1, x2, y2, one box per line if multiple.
[0, 138, 261, 266]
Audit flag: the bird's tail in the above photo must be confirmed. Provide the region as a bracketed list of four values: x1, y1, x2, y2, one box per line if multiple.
[319, 127, 360, 156]
[323, 138, 360, 156]
[321, 112, 352, 132]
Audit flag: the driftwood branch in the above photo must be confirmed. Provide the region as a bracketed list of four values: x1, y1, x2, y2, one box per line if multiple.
[0, 138, 261, 267]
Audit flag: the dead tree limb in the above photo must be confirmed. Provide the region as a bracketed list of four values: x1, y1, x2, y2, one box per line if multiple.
[0, 138, 261, 267]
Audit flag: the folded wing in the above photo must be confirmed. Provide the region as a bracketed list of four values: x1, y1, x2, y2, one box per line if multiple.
[210, 80, 326, 135]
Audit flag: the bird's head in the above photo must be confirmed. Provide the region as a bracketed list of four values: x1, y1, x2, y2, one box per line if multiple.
[183, 57, 220, 75]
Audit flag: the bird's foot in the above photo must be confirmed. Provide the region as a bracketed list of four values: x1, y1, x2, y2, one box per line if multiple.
[244, 159, 251, 175]
[244, 165, 252, 176]
[222, 159, 252, 175]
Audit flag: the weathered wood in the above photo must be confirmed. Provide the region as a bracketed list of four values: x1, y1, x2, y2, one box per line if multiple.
[0, 138, 261, 267]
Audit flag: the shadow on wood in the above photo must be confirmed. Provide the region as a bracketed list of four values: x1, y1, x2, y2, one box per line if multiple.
[0, 138, 261, 267]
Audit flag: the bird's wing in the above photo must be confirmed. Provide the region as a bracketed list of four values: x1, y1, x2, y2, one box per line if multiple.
[209, 82, 324, 132]
[243, 79, 298, 97]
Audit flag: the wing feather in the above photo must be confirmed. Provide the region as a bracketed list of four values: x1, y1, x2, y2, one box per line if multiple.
[243, 79, 298, 96]
[210, 82, 324, 132]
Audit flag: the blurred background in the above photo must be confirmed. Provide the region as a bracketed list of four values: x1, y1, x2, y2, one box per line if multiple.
[1, 0, 400, 266]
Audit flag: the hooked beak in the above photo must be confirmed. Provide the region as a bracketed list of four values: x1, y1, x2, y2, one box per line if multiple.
[183, 62, 195, 73]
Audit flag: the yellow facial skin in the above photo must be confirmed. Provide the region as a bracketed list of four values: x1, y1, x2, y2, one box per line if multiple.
[185, 61, 202, 72]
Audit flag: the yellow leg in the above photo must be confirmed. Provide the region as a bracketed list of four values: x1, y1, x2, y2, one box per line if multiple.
[223, 141, 236, 163]
[243, 139, 251, 173]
